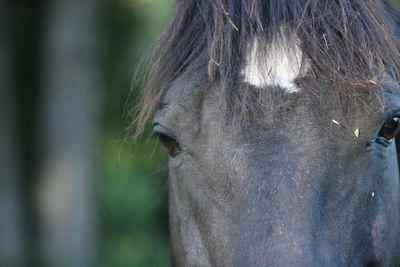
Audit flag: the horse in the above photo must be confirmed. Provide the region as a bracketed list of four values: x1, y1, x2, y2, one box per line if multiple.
[135, 0, 400, 265]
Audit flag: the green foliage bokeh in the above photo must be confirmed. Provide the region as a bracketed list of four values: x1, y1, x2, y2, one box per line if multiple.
[99, 0, 173, 265]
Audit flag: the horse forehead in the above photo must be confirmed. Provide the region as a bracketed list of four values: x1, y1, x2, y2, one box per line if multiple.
[162, 60, 207, 105]
[241, 37, 310, 93]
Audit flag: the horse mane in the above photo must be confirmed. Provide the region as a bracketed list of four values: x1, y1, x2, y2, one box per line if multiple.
[134, 0, 400, 137]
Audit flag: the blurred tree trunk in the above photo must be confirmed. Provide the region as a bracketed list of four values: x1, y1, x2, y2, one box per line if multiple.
[37, 0, 102, 266]
[0, 1, 26, 266]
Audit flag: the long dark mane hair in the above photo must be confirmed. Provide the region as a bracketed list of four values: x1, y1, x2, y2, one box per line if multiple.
[134, 0, 400, 136]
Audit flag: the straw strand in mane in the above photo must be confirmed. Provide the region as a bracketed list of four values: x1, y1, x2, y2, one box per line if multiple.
[133, 0, 400, 137]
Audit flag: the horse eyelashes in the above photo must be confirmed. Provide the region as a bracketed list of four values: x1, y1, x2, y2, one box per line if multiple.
[150, 125, 181, 157]
[377, 115, 400, 146]
[158, 133, 180, 155]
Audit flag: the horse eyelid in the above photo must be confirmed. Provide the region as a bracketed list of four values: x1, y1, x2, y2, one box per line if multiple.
[376, 112, 400, 146]
[152, 124, 177, 139]
[146, 124, 171, 142]
[150, 124, 183, 156]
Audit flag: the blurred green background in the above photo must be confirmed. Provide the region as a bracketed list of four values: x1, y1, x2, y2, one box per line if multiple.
[1, 0, 400, 266]
[99, 0, 172, 266]
[1, 0, 173, 266]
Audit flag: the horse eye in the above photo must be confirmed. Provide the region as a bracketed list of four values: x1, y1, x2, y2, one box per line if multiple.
[377, 115, 400, 146]
[153, 130, 181, 157]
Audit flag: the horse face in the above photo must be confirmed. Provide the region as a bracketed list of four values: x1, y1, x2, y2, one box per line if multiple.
[152, 59, 400, 266]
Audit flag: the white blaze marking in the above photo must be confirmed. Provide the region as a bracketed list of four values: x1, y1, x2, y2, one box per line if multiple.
[242, 36, 310, 93]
